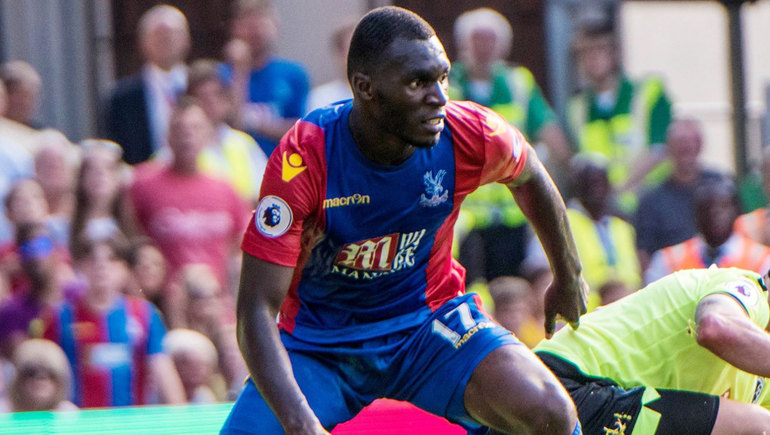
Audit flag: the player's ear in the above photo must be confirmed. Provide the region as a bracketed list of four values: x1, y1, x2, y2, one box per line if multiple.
[351, 72, 373, 101]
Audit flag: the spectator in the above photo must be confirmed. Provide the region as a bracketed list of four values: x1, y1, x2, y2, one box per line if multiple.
[0, 179, 75, 297]
[451, 7, 570, 173]
[130, 99, 249, 290]
[451, 8, 570, 284]
[634, 119, 725, 269]
[568, 19, 673, 216]
[222, 0, 310, 156]
[3, 339, 76, 412]
[305, 19, 355, 112]
[0, 61, 43, 129]
[644, 177, 770, 284]
[185, 59, 268, 205]
[176, 263, 246, 399]
[0, 222, 74, 360]
[596, 279, 633, 306]
[43, 232, 185, 407]
[126, 237, 170, 317]
[0, 79, 35, 246]
[735, 145, 770, 245]
[164, 328, 225, 403]
[34, 130, 79, 247]
[527, 153, 641, 309]
[487, 276, 544, 348]
[105, 5, 190, 165]
[70, 139, 135, 258]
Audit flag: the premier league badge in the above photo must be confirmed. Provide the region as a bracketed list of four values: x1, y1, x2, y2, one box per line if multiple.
[255, 195, 293, 237]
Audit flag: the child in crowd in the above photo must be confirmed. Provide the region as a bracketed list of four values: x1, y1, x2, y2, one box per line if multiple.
[43, 232, 185, 407]
[2, 338, 77, 412]
[164, 328, 225, 403]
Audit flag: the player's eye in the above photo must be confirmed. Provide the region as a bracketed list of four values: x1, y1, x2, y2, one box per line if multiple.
[408, 79, 421, 90]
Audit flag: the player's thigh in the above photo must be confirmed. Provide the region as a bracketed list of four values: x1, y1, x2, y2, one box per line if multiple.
[220, 351, 357, 434]
[462, 344, 576, 431]
[712, 398, 770, 435]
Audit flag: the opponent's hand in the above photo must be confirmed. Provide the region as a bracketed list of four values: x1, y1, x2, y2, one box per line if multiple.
[543, 275, 588, 338]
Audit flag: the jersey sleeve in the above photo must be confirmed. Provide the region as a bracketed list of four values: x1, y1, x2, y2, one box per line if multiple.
[704, 271, 770, 327]
[447, 101, 529, 187]
[241, 121, 323, 267]
[480, 105, 529, 186]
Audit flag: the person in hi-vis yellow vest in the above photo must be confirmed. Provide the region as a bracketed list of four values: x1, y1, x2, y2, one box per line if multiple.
[569, 20, 672, 217]
[450, 8, 571, 282]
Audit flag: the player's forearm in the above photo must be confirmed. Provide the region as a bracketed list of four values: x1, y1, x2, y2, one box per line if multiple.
[511, 160, 582, 280]
[237, 300, 320, 432]
[697, 312, 770, 377]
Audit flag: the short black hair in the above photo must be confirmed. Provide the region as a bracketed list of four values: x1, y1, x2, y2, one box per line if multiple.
[693, 176, 738, 207]
[347, 6, 435, 81]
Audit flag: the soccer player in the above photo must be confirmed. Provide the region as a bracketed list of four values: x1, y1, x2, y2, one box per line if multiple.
[535, 266, 770, 433]
[221, 6, 587, 435]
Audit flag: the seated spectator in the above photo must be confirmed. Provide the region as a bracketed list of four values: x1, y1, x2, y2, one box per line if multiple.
[33, 130, 79, 247]
[2, 339, 76, 412]
[70, 139, 135, 258]
[0, 179, 75, 296]
[0, 79, 35, 246]
[596, 279, 633, 306]
[176, 263, 246, 399]
[306, 19, 355, 112]
[735, 145, 770, 245]
[527, 153, 641, 309]
[635, 119, 724, 270]
[487, 276, 544, 348]
[645, 177, 770, 283]
[43, 233, 185, 407]
[0, 61, 43, 129]
[184, 59, 268, 205]
[0, 222, 75, 360]
[164, 328, 225, 403]
[126, 237, 171, 317]
[130, 99, 249, 290]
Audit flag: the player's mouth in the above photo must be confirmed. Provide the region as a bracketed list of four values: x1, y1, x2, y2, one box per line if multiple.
[422, 115, 445, 134]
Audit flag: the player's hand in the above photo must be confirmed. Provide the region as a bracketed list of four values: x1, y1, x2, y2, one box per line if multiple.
[543, 275, 588, 338]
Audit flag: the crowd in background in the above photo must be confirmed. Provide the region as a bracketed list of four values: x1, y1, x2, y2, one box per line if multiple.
[0, 0, 769, 414]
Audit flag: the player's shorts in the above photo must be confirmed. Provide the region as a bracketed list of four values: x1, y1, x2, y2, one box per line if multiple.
[220, 293, 520, 434]
[537, 352, 720, 434]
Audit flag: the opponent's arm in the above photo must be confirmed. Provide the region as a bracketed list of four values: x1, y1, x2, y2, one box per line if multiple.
[236, 253, 328, 434]
[695, 293, 770, 377]
[507, 145, 587, 335]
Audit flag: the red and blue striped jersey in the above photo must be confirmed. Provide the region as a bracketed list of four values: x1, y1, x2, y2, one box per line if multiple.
[44, 295, 166, 407]
[242, 100, 528, 343]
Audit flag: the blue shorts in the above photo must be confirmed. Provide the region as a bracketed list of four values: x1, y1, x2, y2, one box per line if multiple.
[221, 293, 520, 434]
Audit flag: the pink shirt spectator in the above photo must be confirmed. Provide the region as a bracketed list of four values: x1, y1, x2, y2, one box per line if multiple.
[130, 166, 249, 287]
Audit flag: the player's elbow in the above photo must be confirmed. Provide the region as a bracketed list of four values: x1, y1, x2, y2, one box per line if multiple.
[696, 313, 731, 351]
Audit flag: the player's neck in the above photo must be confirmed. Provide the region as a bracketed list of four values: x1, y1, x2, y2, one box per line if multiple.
[348, 109, 415, 166]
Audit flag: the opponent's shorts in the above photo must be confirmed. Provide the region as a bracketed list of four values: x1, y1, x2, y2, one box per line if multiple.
[537, 352, 719, 434]
[221, 293, 520, 434]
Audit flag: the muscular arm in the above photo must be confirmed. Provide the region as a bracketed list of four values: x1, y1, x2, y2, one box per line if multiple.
[695, 293, 770, 377]
[507, 145, 587, 335]
[236, 253, 327, 434]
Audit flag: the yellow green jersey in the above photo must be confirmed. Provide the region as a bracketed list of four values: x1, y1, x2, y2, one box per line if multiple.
[536, 266, 769, 401]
